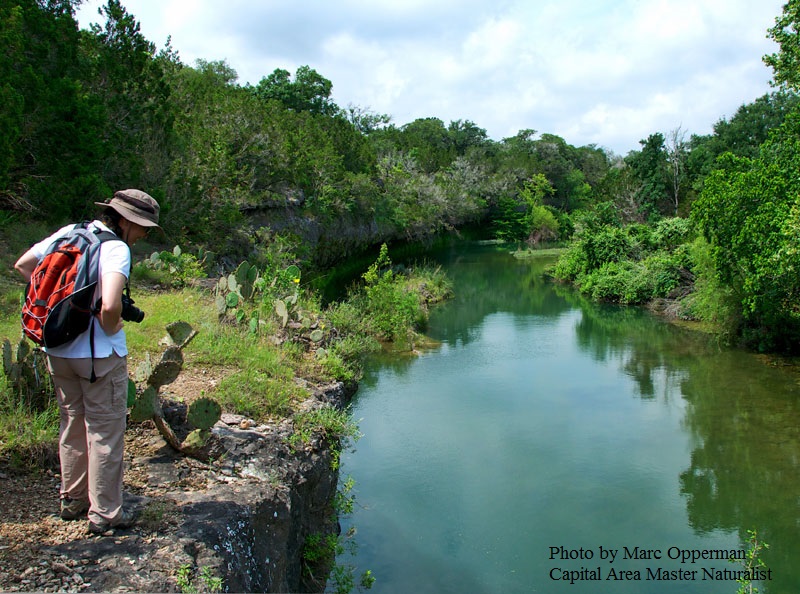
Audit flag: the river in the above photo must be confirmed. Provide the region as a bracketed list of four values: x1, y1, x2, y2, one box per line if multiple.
[335, 241, 800, 594]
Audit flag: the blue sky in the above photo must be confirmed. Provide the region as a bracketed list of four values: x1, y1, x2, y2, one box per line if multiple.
[77, 0, 786, 156]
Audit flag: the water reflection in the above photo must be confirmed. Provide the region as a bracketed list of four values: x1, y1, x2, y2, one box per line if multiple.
[341, 242, 800, 594]
[562, 274, 800, 593]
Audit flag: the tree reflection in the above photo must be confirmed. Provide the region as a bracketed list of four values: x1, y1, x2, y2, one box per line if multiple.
[567, 285, 800, 593]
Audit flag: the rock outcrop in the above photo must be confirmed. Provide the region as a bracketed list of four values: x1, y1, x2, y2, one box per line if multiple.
[41, 381, 356, 593]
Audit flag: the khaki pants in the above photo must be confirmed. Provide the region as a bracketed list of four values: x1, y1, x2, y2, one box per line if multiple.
[47, 353, 128, 525]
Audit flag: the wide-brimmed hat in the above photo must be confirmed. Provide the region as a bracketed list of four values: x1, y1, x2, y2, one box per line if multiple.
[95, 189, 161, 230]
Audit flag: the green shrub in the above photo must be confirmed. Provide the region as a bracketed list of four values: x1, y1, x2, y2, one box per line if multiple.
[652, 217, 694, 251]
[681, 237, 742, 338]
[360, 244, 423, 344]
[640, 252, 683, 298]
[133, 246, 208, 288]
[582, 261, 651, 304]
[552, 241, 590, 281]
[582, 226, 638, 269]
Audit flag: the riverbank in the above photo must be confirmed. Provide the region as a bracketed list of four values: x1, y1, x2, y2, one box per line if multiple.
[0, 240, 453, 592]
[1, 364, 356, 593]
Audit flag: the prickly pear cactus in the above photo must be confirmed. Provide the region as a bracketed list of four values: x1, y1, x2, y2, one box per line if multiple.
[130, 386, 159, 422]
[148, 347, 183, 389]
[165, 321, 198, 348]
[235, 261, 258, 301]
[2, 339, 12, 379]
[127, 321, 221, 458]
[2, 338, 51, 407]
[182, 428, 208, 451]
[275, 299, 289, 327]
[187, 396, 222, 430]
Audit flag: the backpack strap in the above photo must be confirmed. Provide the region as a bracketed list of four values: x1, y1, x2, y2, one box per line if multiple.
[84, 224, 122, 384]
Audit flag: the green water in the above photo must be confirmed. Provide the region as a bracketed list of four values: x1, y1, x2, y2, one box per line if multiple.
[337, 242, 800, 594]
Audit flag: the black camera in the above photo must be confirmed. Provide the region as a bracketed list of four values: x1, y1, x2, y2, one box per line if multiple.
[121, 294, 145, 323]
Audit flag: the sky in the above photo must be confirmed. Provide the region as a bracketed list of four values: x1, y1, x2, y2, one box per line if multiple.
[76, 0, 787, 156]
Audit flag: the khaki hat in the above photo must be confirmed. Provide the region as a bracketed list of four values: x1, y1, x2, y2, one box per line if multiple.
[95, 189, 161, 229]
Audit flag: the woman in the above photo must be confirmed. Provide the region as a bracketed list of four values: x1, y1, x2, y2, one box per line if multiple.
[14, 189, 161, 534]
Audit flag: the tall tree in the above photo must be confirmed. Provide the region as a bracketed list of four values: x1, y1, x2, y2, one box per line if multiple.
[625, 133, 669, 220]
[665, 126, 688, 215]
[764, 0, 800, 90]
[82, 0, 173, 193]
[252, 65, 340, 116]
[0, 0, 104, 218]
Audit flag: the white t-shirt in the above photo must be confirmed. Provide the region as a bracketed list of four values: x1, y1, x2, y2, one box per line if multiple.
[29, 221, 131, 358]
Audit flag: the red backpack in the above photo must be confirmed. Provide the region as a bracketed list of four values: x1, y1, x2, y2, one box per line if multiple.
[22, 222, 118, 348]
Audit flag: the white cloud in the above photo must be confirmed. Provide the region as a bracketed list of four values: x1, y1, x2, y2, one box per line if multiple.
[75, 0, 785, 155]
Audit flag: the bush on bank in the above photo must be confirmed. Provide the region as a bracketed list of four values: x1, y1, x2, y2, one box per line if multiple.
[552, 217, 695, 306]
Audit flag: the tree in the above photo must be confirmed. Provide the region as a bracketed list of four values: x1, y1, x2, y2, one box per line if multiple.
[252, 65, 340, 116]
[520, 174, 559, 245]
[399, 117, 453, 173]
[764, 0, 800, 90]
[625, 133, 669, 220]
[665, 126, 688, 215]
[692, 113, 800, 351]
[0, 0, 105, 218]
[345, 104, 391, 134]
[447, 120, 488, 156]
[82, 0, 173, 194]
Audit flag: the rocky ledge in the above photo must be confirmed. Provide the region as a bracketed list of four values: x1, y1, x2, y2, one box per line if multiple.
[20, 380, 356, 593]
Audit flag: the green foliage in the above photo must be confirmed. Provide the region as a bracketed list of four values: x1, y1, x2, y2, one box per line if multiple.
[359, 244, 423, 345]
[582, 225, 639, 270]
[252, 65, 340, 116]
[492, 175, 560, 245]
[1, 338, 52, 411]
[764, 0, 800, 91]
[680, 237, 741, 340]
[651, 216, 693, 251]
[625, 133, 670, 220]
[0, 339, 57, 469]
[492, 194, 528, 241]
[553, 219, 695, 306]
[692, 110, 800, 351]
[290, 405, 359, 451]
[176, 564, 223, 594]
[134, 246, 208, 288]
[730, 530, 770, 594]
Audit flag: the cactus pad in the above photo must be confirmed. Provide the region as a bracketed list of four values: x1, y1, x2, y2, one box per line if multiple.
[165, 321, 198, 348]
[275, 299, 289, 327]
[182, 428, 210, 449]
[2, 339, 11, 377]
[148, 359, 182, 389]
[187, 397, 222, 430]
[133, 352, 153, 383]
[130, 386, 158, 422]
[16, 340, 30, 363]
[127, 379, 137, 408]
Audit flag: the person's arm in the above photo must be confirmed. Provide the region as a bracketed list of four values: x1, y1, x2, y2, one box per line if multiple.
[14, 249, 40, 282]
[98, 271, 127, 335]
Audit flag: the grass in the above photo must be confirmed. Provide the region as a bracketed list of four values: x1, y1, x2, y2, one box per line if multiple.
[0, 385, 59, 468]
[0, 237, 451, 470]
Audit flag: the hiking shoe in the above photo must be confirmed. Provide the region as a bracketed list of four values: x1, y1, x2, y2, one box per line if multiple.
[87, 508, 137, 535]
[60, 497, 89, 521]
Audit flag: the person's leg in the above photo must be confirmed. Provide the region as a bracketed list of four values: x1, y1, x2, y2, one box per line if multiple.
[47, 356, 89, 506]
[80, 354, 129, 527]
